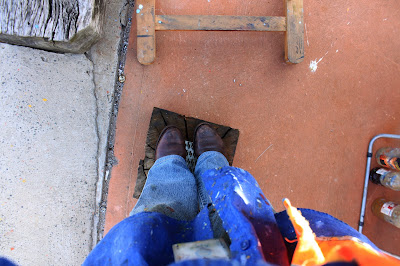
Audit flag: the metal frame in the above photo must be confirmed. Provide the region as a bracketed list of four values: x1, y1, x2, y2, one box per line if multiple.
[359, 133, 400, 233]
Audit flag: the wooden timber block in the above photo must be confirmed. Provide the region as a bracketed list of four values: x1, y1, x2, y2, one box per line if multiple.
[0, 0, 105, 53]
[285, 0, 304, 63]
[136, 0, 156, 65]
[133, 107, 240, 199]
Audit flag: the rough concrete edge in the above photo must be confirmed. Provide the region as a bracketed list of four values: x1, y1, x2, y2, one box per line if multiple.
[85, 49, 101, 252]
[88, 0, 135, 249]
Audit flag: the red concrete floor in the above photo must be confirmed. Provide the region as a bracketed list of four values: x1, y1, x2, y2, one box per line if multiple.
[105, 0, 400, 256]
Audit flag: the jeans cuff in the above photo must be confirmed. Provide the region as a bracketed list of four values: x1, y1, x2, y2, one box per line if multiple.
[153, 154, 187, 167]
[195, 151, 229, 178]
[197, 151, 229, 164]
[197, 151, 228, 167]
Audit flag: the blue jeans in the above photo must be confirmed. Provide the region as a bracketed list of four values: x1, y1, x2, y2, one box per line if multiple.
[130, 151, 229, 220]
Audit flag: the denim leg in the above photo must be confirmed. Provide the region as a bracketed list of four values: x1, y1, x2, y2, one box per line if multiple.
[194, 151, 229, 210]
[194, 151, 230, 240]
[130, 155, 198, 221]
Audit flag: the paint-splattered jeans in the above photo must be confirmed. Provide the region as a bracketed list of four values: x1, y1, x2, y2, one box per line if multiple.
[130, 151, 229, 221]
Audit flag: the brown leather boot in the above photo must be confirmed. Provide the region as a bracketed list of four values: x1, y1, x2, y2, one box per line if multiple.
[155, 126, 186, 160]
[194, 123, 224, 157]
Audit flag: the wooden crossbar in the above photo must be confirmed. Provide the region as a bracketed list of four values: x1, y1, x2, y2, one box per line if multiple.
[136, 0, 304, 65]
[155, 15, 287, 31]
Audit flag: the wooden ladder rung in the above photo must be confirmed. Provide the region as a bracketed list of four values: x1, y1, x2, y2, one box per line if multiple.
[136, 0, 304, 65]
[155, 15, 286, 32]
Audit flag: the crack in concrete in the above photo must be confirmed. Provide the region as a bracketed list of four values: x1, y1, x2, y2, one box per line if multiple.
[84, 50, 102, 251]
[88, 0, 135, 247]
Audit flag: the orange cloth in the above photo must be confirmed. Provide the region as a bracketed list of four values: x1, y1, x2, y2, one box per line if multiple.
[283, 199, 400, 266]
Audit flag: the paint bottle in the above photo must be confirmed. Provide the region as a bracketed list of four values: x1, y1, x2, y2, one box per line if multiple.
[371, 198, 400, 228]
[369, 167, 400, 191]
[376, 147, 400, 170]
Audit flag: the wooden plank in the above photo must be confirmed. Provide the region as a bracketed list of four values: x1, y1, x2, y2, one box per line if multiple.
[136, 0, 156, 65]
[133, 160, 146, 198]
[0, 0, 104, 53]
[155, 15, 286, 32]
[222, 128, 240, 166]
[285, 0, 304, 63]
[134, 107, 241, 198]
[147, 108, 167, 150]
[159, 109, 187, 139]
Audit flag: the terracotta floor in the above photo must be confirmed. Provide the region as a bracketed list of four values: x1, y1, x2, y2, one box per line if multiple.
[105, 0, 400, 256]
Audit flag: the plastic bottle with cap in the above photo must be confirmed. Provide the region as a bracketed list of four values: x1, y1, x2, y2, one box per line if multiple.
[371, 198, 400, 228]
[369, 167, 400, 191]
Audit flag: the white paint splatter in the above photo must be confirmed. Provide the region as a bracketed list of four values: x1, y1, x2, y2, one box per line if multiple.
[309, 51, 329, 73]
[336, 49, 339, 53]
[136, 9, 140, 13]
[315, 221, 324, 228]
[105, 170, 109, 181]
[309, 61, 318, 72]
[138, 4, 143, 9]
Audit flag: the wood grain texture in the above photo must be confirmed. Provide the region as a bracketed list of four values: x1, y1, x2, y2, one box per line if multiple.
[136, 0, 156, 65]
[134, 160, 146, 198]
[155, 15, 286, 32]
[0, 0, 104, 53]
[285, 0, 304, 63]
